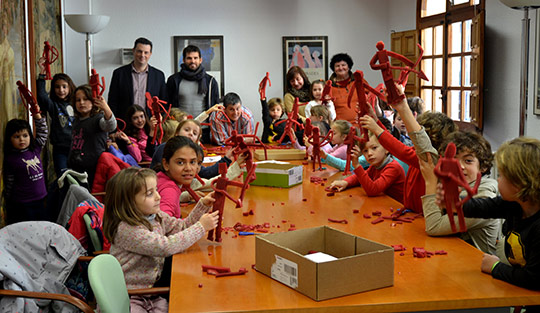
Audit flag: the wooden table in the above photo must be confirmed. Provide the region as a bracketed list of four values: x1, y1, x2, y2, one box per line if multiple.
[170, 163, 540, 312]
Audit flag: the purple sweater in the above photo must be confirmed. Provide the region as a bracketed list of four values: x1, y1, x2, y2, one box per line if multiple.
[3, 117, 48, 202]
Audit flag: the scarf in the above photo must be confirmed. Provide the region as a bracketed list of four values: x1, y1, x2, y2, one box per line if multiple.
[179, 63, 209, 95]
[287, 86, 311, 102]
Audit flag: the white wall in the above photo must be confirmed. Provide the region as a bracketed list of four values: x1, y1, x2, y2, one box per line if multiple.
[484, 1, 540, 149]
[63, 0, 393, 130]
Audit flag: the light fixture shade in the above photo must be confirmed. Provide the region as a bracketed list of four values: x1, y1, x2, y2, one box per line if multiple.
[65, 14, 110, 34]
[499, 0, 540, 9]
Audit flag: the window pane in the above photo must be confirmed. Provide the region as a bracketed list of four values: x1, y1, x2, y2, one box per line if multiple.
[434, 25, 444, 55]
[449, 57, 462, 87]
[434, 89, 443, 112]
[464, 90, 471, 122]
[422, 27, 433, 56]
[422, 59, 433, 86]
[422, 89, 433, 112]
[449, 90, 461, 120]
[464, 55, 471, 87]
[464, 19, 472, 52]
[421, 0, 445, 17]
[434, 58, 443, 86]
[449, 22, 462, 54]
[452, 0, 469, 5]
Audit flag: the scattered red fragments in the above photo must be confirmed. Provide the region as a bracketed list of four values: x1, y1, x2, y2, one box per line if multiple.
[198, 283, 203, 288]
[391, 244, 406, 251]
[215, 268, 248, 278]
[371, 217, 384, 224]
[328, 218, 348, 224]
[372, 211, 382, 216]
[302, 161, 309, 165]
[352, 209, 359, 214]
[281, 202, 285, 205]
[207, 269, 218, 275]
[202, 265, 231, 273]
[208, 252, 213, 256]
[326, 192, 335, 196]
[281, 220, 287, 223]
[435, 250, 448, 255]
[310, 211, 315, 214]
[242, 212, 249, 216]
[302, 198, 307, 201]
[363, 214, 371, 219]
[307, 250, 318, 254]
[288, 227, 296, 231]
[290, 224, 296, 228]
[399, 252, 405, 256]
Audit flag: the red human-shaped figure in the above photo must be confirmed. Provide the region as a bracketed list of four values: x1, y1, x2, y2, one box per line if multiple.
[223, 128, 268, 161]
[303, 118, 313, 159]
[307, 127, 333, 171]
[347, 70, 386, 141]
[370, 41, 428, 105]
[42, 41, 59, 80]
[16, 81, 40, 116]
[397, 44, 426, 87]
[342, 126, 365, 176]
[321, 80, 334, 106]
[207, 163, 253, 242]
[89, 69, 106, 99]
[434, 142, 481, 233]
[275, 97, 304, 144]
[145, 92, 171, 144]
[258, 72, 271, 100]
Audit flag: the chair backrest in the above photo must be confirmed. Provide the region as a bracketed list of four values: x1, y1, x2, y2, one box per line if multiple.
[88, 254, 130, 313]
[83, 213, 103, 252]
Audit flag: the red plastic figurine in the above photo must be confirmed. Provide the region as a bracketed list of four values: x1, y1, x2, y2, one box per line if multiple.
[145, 92, 170, 144]
[89, 69, 105, 99]
[347, 70, 386, 141]
[321, 80, 334, 106]
[370, 41, 428, 105]
[275, 97, 304, 144]
[42, 41, 58, 80]
[303, 118, 313, 159]
[341, 125, 364, 176]
[207, 163, 253, 242]
[307, 126, 332, 171]
[434, 142, 481, 233]
[258, 72, 271, 100]
[16, 81, 41, 116]
[224, 128, 268, 162]
[180, 174, 206, 203]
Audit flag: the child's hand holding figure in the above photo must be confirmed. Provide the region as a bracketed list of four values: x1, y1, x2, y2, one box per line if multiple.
[359, 115, 384, 137]
[390, 84, 408, 112]
[94, 95, 113, 119]
[201, 191, 216, 207]
[236, 152, 248, 168]
[149, 116, 157, 134]
[200, 210, 220, 231]
[418, 152, 438, 194]
[207, 104, 225, 115]
[37, 57, 46, 75]
[351, 145, 362, 169]
[224, 147, 234, 160]
[329, 180, 348, 192]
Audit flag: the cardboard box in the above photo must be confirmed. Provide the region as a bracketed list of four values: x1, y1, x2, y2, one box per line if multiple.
[255, 226, 394, 301]
[243, 161, 303, 188]
[254, 149, 306, 161]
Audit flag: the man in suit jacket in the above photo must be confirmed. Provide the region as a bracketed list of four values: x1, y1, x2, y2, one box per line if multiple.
[108, 37, 167, 120]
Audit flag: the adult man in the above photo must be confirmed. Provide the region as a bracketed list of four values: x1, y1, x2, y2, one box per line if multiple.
[166, 45, 220, 143]
[209, 92, 254, 146]
[108, 37, 166, 120]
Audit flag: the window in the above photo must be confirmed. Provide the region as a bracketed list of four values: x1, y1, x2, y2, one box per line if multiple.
[418, 0, 484, 129]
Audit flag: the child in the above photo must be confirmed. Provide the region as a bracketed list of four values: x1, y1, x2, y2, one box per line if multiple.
[2, 112, 49, 224]
[122, 105, 155, 162]
[284, 66, 311, 122]
[309, 105, 332, 131]
[36, 57, 76, 176]
[434, 137, 540, 291]
[360, 86, 456, 213]
[391, 97, 425, 147]
[305, 79, 336, 121]
[67, 84, 117, 187]
[320, 120, 351, 160]
[103, 167, 219, 312]
[260, 96, 285, 143]
[329, 131, 405, 203]
[419, 131, 500, 254]
[209, 92, 254, 145]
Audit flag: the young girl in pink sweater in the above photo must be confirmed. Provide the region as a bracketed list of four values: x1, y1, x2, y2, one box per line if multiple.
[103, 167, 218, 312]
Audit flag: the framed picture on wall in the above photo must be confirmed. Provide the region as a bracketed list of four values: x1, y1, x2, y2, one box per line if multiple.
[282, 36, 328, 91]
[173, 35, 224, 97]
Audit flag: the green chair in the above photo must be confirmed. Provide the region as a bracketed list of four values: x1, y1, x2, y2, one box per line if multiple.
[83, 213, 103, 252]
[88, 254, 169, 313]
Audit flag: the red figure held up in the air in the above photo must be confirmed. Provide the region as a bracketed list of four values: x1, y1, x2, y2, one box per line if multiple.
[258, 72, 271, 100]
[307, 126, 333, 171]
[42, 41, 59, 80]
[145, 92, 170, 144]
[224, 127, 268, 162]
[434, 142, 481, 233]
[207, 162, 252, 242]
[16, 81, 41, 116]
[342, 126, 364, 176]
[89, 69, 105, 99]
[347, 70, 386, 141]
[275, 97, 304, 145]
[370, 41, 428, 105]
[321, 80, 334, 106]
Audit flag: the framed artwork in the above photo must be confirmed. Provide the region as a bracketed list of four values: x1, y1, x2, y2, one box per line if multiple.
[282, 36, 328, 91]
[173, 35, 224, 97]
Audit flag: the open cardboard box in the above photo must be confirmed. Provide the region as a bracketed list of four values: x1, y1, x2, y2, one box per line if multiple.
[243, 161, 303, 188]
[254, 149, 306, 161]
[255, 226, 394, 301]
